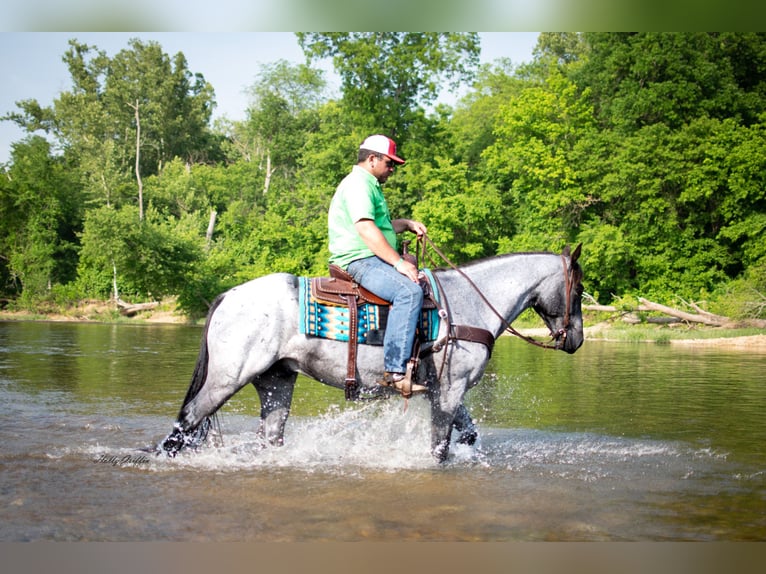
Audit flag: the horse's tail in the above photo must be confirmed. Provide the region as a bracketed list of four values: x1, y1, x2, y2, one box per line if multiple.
[158, 294, 226, 457]
[180, 294, 224, 409]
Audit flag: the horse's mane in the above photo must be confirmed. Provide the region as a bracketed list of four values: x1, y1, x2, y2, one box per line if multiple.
[431, 250, 559, 272]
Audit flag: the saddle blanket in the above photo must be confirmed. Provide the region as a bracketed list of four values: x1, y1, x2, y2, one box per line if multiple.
[298, 269, 441, 345]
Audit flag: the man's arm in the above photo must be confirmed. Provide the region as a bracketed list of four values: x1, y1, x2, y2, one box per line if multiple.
[354, 219, 420, 282]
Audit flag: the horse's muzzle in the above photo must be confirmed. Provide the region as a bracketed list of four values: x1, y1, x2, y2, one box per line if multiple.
[552, 327, 583, 354]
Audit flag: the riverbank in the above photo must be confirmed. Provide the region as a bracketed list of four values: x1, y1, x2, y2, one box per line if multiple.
[0, 299, 197, 325]
[1, 299, 765, 350]
[520, 323, 766, 351]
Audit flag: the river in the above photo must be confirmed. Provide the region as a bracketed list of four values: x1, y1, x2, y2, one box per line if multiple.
[0, 320, 764, 541]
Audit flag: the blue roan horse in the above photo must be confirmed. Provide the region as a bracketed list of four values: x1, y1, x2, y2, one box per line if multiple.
[155, 244, 585, 462]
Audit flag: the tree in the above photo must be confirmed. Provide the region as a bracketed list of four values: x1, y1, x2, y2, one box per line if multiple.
[449, 58, 527, 168]
[411, 157, 507, 263]
[533, 32, 588, 66]
[297, 33, 480, 138]
[240, 60, 327, 194]
[77, 205, 203, 302]
[578, 33, 766, 132]
[102, 39, 217, 174]
[483, 67, 597, 251]
[5, 39, 217, 209]
[0, 137, 80, 304]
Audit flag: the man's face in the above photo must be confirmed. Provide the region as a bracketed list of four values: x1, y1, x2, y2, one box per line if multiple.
[370, 154, 397, 183]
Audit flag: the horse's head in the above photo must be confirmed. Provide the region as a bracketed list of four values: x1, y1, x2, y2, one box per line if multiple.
[533, 244, 585, 354]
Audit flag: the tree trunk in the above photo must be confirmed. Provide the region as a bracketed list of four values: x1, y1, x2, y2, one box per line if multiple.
[116, 300, 159, 317]
[638, 297, 729, 326]
[587, 298, 766, 328]
[128, 99, 144, 221]
[263, 151, 276, 194]
[112, 259, 119, 302]
[205, 209, 217, 251]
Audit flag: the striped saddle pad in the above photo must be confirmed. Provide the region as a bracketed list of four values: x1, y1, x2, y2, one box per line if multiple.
[298, 270, 441, 345]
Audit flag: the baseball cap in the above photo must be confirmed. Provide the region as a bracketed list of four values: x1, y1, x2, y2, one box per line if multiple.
[359, 134, 405, 165]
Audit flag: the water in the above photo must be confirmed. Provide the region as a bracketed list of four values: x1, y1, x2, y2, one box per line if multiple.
[0, 320, 764, 541]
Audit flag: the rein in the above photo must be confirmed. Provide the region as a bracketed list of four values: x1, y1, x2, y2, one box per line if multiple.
[416, 235, 574, 351]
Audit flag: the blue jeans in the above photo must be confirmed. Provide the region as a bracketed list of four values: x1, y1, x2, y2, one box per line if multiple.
[346, 256, 424, 374]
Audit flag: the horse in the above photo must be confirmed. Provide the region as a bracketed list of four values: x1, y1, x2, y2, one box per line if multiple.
[153, 244, 585, 463]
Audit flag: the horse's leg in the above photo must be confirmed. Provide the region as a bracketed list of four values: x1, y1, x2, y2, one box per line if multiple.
[430, 402, 477, 460]
[159, 301, 276, 456]
[430, 404, 456, 462]
[252, 361, 297, 447]
[158, 274, 299, 457]
[429, 381, 469, 463]
[161, 372, 253, 456]
[428, 345, 488, 461]
[452, 403, 478, 446]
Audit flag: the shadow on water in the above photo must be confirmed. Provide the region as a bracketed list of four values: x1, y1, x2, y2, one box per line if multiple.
[1, 321, 765, 541]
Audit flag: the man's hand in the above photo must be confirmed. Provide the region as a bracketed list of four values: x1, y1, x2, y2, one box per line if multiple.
[394, 257, 420, 283]
[393, 218, 427, 238]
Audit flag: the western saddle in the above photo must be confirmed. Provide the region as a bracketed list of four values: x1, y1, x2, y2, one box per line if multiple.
[312, 260, 494, 400]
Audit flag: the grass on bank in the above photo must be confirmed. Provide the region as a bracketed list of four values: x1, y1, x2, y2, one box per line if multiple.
[583, 322, 765, 343]
[513, 308, 764, 343]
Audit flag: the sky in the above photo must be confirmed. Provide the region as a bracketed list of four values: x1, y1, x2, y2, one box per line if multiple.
[0, 32, 539, 165]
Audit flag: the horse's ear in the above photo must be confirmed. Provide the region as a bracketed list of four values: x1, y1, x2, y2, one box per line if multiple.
[571, 243, 582, 264]
[562, 244, 571, 258]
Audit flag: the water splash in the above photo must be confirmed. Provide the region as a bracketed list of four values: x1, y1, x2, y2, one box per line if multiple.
[68, 397, 729, 483]
[138, 397, 439, 473]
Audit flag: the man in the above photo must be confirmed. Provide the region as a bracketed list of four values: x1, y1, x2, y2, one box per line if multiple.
[328, 134, 427, 392]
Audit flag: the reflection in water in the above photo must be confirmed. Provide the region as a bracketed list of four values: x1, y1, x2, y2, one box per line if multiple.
[0, 321, 764, 541]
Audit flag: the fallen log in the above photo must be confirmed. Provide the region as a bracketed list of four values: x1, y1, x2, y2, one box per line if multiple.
[585, 297, 766, 328]
[622, 313, 681, 325]
[638, 297, 729, 326]
[583, 304, 651, 313]
[116, 299, 159, 317]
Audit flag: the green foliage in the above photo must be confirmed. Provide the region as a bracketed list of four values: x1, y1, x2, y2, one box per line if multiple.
[297, 32, 480, 138]
[713, 258, 766, 319]
[575, 221, 633, 298]
[579, 33, 766, 132]
[5, 38, 218, 209]
[449, 59, 527, 167]
[482, 65, 596, 256]
[411, 156, 507, 263]
[77, 205, 203, 301]
[2, 33, 766, 322]
[0, 137, 81, 306]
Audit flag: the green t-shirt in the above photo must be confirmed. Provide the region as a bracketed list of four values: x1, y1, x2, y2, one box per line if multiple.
[328, 165, 397, 269]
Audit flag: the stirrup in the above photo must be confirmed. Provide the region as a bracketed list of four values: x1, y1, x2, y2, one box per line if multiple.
[378, 364, 427, 398]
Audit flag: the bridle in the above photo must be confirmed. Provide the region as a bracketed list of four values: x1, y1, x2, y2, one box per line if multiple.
[417, 236, 577, 351]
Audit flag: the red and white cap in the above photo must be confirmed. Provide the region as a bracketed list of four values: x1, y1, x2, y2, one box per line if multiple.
[359, 134, 405, 165]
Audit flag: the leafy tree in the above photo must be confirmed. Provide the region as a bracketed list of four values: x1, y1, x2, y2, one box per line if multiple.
[5, 39, 217, 208]
[99, 38, 217, 173]
[294, 100, 361, 192]
[297, 32, 480, 139]
[482, 67, 596, 251]
[77, 205, 203, 301]
[243, 60, 328, 194]
[448, 59, 527, 168]
[578, 33, 766, 132]
[0, 137, 80, 304]
[411, 156, 507, 263]
[3, 32, 766, 322]
[533, 32, 588, 66]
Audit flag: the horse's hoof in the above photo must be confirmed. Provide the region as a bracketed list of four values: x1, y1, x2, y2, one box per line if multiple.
[137, 444, 162, 456]
[457, 430, 477, 446]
